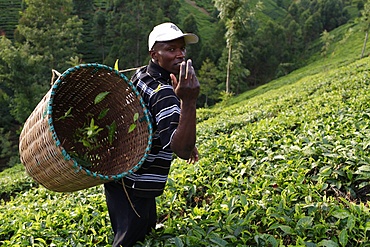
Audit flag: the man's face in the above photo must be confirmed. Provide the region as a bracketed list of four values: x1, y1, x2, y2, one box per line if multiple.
[151, 38, 186, 75]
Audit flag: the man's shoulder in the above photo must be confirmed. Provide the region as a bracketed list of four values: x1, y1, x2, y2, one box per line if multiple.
[131, 65, 148, 82]
[133, 69, 171, 90]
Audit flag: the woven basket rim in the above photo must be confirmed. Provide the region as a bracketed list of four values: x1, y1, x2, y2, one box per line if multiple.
[47, 63, 153, 180]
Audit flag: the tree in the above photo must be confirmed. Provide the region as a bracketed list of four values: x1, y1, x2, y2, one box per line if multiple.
[283, 16, 303, 63]
[214, 0, 260, 93]
[198, 58, 221, 107]
[103, 0, 180, 69]
[0, 0, 83, 168]
[93, 10, 107, 63]
[72, 0, 97, 63]
[0, 36, 45, 167]
[303, 12, 323, 43]
[246, 20, 286, 85]
[182, 14, 202, 69]
[0, 37, 45, 123]
[320, 0, 349, 32]
[361, 0, 370, 58]
[321, 29, 334, 59]
[16, 0, 83, 71]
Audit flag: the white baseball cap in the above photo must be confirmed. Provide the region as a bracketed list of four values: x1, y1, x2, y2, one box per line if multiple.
[148, 22, 199, 51]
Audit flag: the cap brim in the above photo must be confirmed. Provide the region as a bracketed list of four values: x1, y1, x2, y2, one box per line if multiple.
[156, 33, 199, 44]
[149, 33, 199, 50]
[183, 33, 199, 45]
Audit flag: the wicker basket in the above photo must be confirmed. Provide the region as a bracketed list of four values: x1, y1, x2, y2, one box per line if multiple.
[19, 63, 152, 192]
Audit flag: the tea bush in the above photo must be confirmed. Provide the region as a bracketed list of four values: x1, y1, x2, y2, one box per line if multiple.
[2, 57, 370, 246]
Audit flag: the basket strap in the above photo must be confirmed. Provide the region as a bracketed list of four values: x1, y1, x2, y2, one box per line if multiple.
[121, 179, 141, 218]
[118, 65, 145, 73]
[50, 69, 62, 85]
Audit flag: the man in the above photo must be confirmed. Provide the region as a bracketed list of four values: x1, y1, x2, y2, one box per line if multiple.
[104, 22, 200, 247]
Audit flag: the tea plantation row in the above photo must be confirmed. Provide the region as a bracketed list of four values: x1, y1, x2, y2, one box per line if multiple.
[1, 57, 370, 246]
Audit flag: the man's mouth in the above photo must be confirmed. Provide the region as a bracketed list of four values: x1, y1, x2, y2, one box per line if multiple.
[174, 60, 185, 66]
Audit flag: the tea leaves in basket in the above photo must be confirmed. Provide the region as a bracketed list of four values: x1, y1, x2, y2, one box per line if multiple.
[61, 91, 114, 167]
[98, 108, 109, 120]
[94, 91, 110, 104]
[128, 113, 139, 133]
[107, 121, 117, 145]
[57, 106, 73, 121]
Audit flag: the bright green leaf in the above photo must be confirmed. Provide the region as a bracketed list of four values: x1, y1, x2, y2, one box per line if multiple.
[279, 225, 294, 234]
[107, 121, 117, 145]
[114, 59, 119, 71]
[174, 236, 184, 247]
[332, 209, 350, 219]
[128, 123, 136, 133]
[297, 217, 314, 228]
[133, 112, 139, 122]
[317, 239, 339, 247]
[339, 229, 348, 247]
[94, 92, 110, 104]
[98, 108, 109, 120]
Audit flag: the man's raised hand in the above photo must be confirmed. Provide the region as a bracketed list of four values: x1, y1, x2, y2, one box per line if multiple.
[170, 59, 200, 102]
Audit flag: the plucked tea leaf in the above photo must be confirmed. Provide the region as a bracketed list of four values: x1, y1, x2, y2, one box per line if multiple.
[114, 59, 119, 71]
[94, 92, 110, 104]
[107, 121, 117, 144]
[128, 123, 136, 133]
[98, 108, 109, 120]
[133, 112, 139, 122]
[57, 107, 73, 121]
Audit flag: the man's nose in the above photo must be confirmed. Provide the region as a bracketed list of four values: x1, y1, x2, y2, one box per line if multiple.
[176, 49, 185, 57]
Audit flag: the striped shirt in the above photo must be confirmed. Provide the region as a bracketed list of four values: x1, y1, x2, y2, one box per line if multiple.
[123, 60, 180, 197]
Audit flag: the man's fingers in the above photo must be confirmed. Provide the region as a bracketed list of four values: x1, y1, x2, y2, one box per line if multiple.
[180, 61, 186, 80]
[186, 59, 193, 80]
[185, 59, 191, 79]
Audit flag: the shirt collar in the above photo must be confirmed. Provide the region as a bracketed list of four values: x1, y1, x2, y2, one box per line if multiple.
[147, 60, 172, 85]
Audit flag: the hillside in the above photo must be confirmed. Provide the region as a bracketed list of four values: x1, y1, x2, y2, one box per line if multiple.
[0, 0, 22, 40]
[2, 19, 370, 245]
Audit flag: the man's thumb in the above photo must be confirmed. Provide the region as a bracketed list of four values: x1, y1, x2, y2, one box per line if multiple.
[170, 74, 178, 88]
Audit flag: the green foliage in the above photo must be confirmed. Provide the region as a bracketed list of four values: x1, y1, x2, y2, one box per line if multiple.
[198, 58, 221, 107]
[103, 0, 181, 68]
[0, 0, 84, 170]
[4, 55, 370, 246]
[0, 37, 46, 123]
[72, 0, 98, 62]
[16, 0, 83, 70]
[0, 0, 23, 40]
[321, 29, 335, 58]
[3, 2, 370, 245]
[0, 185, 111, 246]
[0, 164, 37, 201]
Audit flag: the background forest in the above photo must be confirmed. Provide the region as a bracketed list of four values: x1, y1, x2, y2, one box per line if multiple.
[0, 0, 366, 171]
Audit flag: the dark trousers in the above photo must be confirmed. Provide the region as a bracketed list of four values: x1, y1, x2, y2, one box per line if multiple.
[104, 181, 157, 247]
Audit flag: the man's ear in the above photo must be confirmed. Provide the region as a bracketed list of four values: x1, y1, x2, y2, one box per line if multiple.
[150, 50, 157, 61]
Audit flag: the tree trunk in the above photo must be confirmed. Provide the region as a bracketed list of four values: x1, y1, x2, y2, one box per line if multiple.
[226, 44, 231, 93]
[361, 31, 368, 59]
